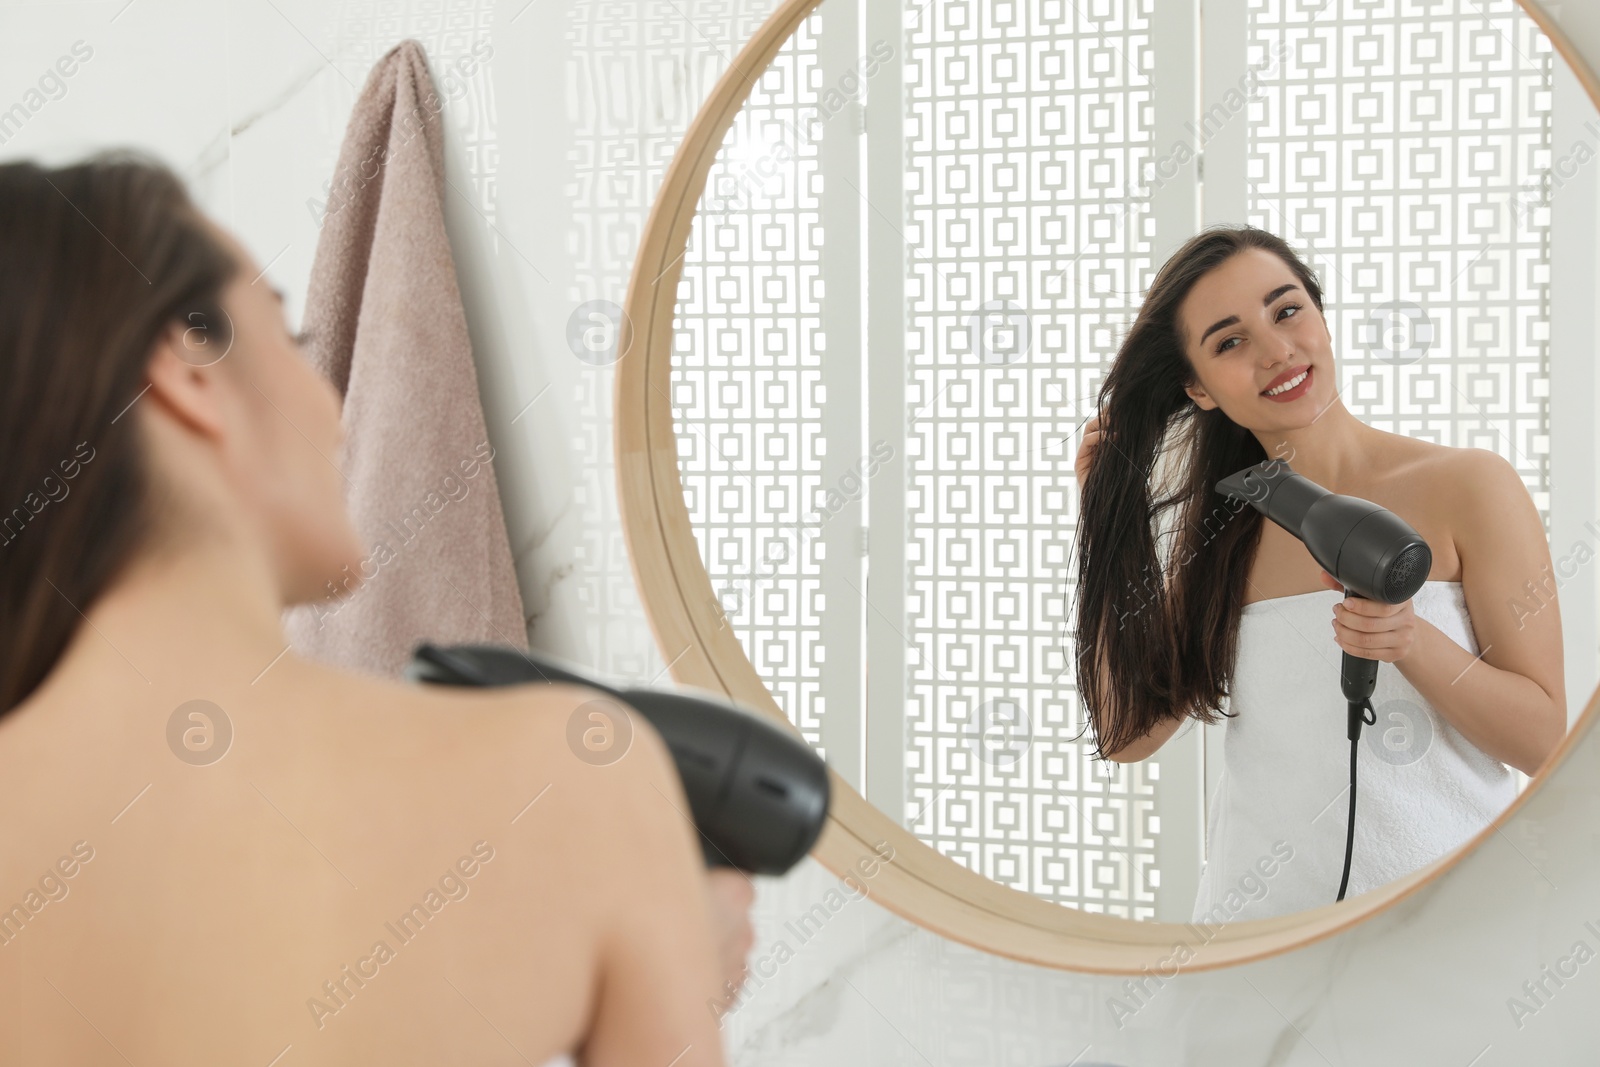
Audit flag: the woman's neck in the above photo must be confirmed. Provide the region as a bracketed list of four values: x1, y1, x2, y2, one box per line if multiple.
[29, 533, 298, 710]
[1250, 398, 1378, 496]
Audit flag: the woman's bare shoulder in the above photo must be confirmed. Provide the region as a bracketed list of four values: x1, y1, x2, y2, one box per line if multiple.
[270, 659, 662, 783]
[1374, 438, 1529, 572]
[287, 659, 617, 721]
[1393, 439, 1525, 511]
[1381, 434, 1512, 483]
[1431, 446, 1537, 547]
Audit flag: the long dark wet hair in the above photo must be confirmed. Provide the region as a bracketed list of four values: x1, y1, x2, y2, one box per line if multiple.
[1072, 225, 1326, 762]
[0, 152, 237, 714]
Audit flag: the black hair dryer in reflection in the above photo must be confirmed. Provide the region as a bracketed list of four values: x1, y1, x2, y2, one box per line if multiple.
[1215, 458, 1433, 903]
[404, 642, 831, 877]
[1215, 458, 1432, 722]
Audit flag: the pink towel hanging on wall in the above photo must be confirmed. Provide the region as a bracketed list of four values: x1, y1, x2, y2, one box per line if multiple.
[282, 38, 528, 677]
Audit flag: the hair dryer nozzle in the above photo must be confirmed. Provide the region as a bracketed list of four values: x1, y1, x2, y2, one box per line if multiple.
[1214, 457, 1287, 505]
[1215, 458, 1323, 533]
[1216, 459, 1431, 603]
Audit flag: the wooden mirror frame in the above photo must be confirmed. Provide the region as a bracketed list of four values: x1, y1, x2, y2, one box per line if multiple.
[613, 0, 1600, 974]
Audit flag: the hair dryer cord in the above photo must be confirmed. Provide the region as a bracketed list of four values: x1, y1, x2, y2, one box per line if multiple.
[1336, 696, 1378, 902]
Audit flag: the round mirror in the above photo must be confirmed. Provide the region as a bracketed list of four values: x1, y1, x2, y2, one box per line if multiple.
[617, 0, 1600, 969]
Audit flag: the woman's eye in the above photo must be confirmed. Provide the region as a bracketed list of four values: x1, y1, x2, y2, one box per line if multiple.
[1215, 303, 1302, 353]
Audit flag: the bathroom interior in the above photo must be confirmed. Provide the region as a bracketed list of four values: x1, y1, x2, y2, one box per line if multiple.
[3, 0, 1600, 1063]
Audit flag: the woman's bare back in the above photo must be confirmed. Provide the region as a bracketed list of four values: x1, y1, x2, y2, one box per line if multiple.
[0, 656, 725, 1066]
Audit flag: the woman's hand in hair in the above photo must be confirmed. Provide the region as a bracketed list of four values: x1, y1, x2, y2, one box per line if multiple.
[1075, 414, 1105, 486]
[1317, 568, 1418, 663]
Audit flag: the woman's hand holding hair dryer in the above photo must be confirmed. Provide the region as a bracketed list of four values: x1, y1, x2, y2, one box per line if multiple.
[1316, 567, 1418, 663]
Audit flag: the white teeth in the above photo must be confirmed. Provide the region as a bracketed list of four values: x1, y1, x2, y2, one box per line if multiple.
[1264, 369, 1308, 396]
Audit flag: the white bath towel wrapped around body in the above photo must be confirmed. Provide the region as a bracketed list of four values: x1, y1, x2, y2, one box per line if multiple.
[1190, 580, 1519, 923]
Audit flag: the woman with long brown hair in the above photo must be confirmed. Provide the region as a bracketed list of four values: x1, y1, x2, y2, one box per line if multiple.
[0, 151, 752, 1065]
[1072, 224, 1565, 922]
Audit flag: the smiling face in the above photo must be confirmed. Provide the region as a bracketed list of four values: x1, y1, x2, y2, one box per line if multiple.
[1178, 247, 1334, 427]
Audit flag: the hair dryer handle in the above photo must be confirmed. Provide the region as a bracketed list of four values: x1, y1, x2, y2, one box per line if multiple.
[1339, 589, 1380, 741]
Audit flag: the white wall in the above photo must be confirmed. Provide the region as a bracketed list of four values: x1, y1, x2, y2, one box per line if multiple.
[3, 1, 1598, 1062]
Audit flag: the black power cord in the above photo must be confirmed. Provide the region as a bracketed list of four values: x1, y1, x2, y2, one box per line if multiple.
[1336, 696, 1378, 902]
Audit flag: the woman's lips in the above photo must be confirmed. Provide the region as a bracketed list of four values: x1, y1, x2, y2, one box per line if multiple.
[1261, 365, 1313, 402]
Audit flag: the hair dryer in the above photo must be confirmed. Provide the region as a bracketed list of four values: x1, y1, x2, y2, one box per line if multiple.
[1215, 458, 1432, 717]
[404, 643, 831, 877]
[1216, 458, 1432, 903]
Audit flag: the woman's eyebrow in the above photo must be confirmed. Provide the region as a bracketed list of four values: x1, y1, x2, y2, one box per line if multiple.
[1196, 282, 1301, 347]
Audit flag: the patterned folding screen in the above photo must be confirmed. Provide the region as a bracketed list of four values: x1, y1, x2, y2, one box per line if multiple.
[899, 0, 1160, 916]
[674, 12, 832, 757]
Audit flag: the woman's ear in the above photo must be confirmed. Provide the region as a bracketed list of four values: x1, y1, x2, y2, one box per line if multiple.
[143, 321, 230, 441]
[1184, 381, 1217, 411]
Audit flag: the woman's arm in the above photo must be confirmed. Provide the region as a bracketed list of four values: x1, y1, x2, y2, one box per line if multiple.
[576, 716, 732, 1067]
[1102, 712, 1187, 763]
[1096, 595, 1191, 763]
[1323, 448, 1566, 777]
